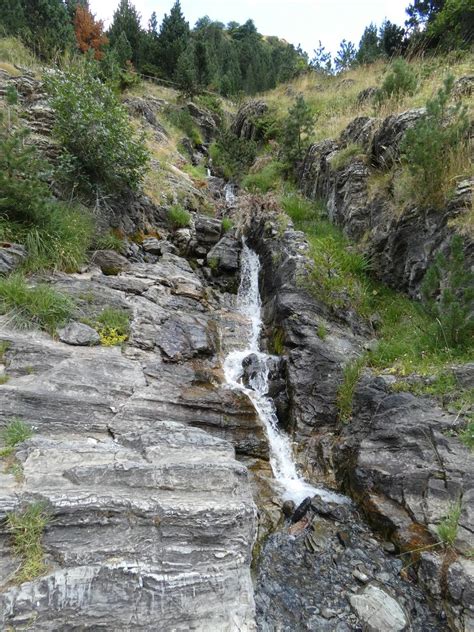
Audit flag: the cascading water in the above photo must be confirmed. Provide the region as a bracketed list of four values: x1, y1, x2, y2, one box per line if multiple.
[224, 241, 347, 506]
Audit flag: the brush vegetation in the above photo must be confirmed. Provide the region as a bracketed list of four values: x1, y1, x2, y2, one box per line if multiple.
[7, 502, 49, 584]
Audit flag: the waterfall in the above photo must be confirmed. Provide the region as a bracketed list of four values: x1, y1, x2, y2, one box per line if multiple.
[224, 242, 347, 506]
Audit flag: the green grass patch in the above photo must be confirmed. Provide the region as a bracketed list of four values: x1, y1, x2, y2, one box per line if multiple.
[329, 144, 365, 171]
[87, 307, 130, 347]
[168, 204, 191, 228]
[437, 501, 462, 546]
[165, 107, 203, 146]
[0, 418, 33, 457]
[460, 420, 474, 450]
[0, 274, 74, 334]
[221, 217, 233, 233]
[242, 160, 284, 193]
[337, 356, 367, 422]
[95, 231, 126, 254]
[7, 502, 49, 584]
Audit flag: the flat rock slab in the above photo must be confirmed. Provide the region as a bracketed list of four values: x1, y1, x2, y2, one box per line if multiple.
[57, 322, 100, 346]
[350, 584, 407, 632]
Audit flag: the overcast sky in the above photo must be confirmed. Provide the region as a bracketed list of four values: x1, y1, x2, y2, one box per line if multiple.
[89, 0, 409, 57]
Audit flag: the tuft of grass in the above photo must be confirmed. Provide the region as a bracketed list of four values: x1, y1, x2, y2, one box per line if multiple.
[0, 274, 74, 334]
[221, 217, 233, 233]
[7, 502, 49, 584]
[437, 501, 462, 546]
[242, 160, 284, 194]
[460, 420, 474, 450]
[329, 143, 365, 171]
[317, 324, 328, 340]
[94, 307, 130, 347]
[0, 374, 9, 385]
[0, 340, 11, 359]
[168, 204, 191, 228]
[1, 419, 33, 455]
[271, 328, 285, 355]
[0, 37, 38, 69]
[95, 231, 126, 254]
[337, 356, 367, 422]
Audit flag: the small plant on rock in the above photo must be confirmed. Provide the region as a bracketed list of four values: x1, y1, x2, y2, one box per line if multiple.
[337, 356, 367, 422]
[168, 204, 191, 228]
[437, 501, 462, 546]
[95, 307, 130, 346]
[7, 502, 49, 583]
[0, 419, 32, 457]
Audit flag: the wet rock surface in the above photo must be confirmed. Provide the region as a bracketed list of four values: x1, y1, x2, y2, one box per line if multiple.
[255, 499, 446, 632]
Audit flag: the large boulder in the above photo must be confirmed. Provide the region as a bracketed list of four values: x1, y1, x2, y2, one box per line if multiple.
[91, 249, 130, 275]
[231, 100, 268, 141]
[57, 322, 100, 346]
[0, 243, 27, 275]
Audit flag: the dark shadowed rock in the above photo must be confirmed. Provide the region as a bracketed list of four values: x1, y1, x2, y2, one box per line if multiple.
[370, 108, 425, 169]
[207, 234, 241, 274]
[357, 86, 378, 105]
[340, 116, 380, 151]
[291, 497, 312, 523]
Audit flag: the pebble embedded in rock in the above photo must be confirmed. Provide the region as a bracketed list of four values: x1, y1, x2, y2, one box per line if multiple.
[57, 322, 100, 346]
[349, 584, 408, 632]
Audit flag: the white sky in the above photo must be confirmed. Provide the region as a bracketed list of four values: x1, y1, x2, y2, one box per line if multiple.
[89, 0, 409, 57]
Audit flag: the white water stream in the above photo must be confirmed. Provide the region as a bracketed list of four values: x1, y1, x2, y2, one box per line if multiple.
[224, 242, 347, 506]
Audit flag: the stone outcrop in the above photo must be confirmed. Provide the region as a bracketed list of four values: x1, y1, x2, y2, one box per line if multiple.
[0, 243, 27, 275]
[231, 100, 268, 141]
[247, 205, 473, 631]
[0, 246, 264, 629]
[298, 110, 473, 297]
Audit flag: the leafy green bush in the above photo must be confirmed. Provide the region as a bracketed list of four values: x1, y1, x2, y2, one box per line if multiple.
[400, 75, 469, 207]
[209, 130, 257, 180]
[421, 236, 473, 349]
[168, 204, 191, 228]
[0, 275, 74, 333]
[46, 63, 149, 193]
[242, 160, 284, 193]
[375, 58, 417, 105]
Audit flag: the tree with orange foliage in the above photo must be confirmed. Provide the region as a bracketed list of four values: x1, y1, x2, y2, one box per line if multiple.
[74, 5, 109, 60]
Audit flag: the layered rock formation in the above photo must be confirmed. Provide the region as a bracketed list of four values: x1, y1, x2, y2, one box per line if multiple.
[0, 241, 262, 629]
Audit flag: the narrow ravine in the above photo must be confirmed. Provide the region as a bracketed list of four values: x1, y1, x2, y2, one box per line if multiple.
[224, 240, 346, 505]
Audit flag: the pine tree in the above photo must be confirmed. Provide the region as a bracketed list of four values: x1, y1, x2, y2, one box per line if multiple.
[108, 0, 143, 68]
[0, 0, 27, 37]
[310, 41, 332, 74]
[405, 0, 445, 29]
[356, 23, 381, 64]
[280, 95, 315, 174]
[334, 40, 357, 73]
[176, 42, 199, 97]
[379, 20, 405, 57]
[157, 1, 190, 79]
[22, 0, 75, 60]
[113, 31, 133, 68]
[74, 4, 108, 60]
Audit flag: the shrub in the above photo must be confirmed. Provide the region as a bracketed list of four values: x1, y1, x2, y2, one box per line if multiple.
[280, 95, 315, 175]
[375, 58, 417, 105]
[46, 63, 149, 193]
[421, 236, 474, 349]
[165, 107, 203, 146]
[242, 160, 284, 193]
[0, 275, 74, 333]
[400, 75, 469, 207]
[168, 204, 191, 228]
[209, 130, 257, 180]
[330, 144, 365, 171]
[437, 501, 462, 545]
[0, 419, 32, 457]
[7, 502, 49, 583]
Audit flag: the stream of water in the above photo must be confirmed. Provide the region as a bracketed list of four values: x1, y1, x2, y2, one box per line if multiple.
[224, 241, 347, 506]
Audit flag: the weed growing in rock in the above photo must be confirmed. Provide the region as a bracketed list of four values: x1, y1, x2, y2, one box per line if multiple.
[329, 144, 365, 171]
[0, 275, 74, 333]
[94, 307, 130, 346]
[7, 502, 49, 584]
[0, 419, 32, 456]
[317, 324, 328, 340]
[337, 356, 366, 422]
[95, 232, 126, 254]
[168, 204, 191, 228]
[437, 501, 462, 545]
[460, 420, 474, 450]
[221, 218, 233, 233]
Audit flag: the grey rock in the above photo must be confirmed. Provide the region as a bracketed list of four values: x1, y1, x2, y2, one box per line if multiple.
[370, 108, 425, 169]
[207, 234, 241, 274]
[91, 249, 130, 275]
[340, 116, 380, 152]
[349, 584, 408, 632]
[57, 322, 100, 346]
[0, 243, 27, 275]
[231, 100, 268, 141]
[195, 215, 222, 250]
[187, 102, 219, 142]
[357, 86, 378, 104]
